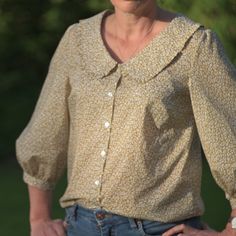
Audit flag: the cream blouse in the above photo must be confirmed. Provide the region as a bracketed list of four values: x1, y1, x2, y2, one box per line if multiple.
[16, 9, 236, 222]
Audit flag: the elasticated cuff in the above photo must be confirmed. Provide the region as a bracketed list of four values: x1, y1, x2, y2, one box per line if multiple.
[225, 193, 236, 209]
[23, 172, 55, 191]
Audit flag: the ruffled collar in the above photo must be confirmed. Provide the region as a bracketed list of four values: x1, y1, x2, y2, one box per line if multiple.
[78, 9, 203, 83]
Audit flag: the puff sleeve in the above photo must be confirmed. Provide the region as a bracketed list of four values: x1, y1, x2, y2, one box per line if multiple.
[189, 28, 236, 208]
[15, 24, 75, 190]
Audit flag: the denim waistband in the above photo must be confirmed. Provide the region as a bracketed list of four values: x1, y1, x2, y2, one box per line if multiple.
[65, 203, 139, 222]
[64, 202, 203, 229]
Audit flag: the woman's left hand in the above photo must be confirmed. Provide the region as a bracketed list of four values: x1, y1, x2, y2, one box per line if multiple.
[162, 221, 236, 236]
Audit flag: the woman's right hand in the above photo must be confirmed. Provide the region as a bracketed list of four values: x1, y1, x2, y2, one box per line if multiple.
[30, 218, 68, 236]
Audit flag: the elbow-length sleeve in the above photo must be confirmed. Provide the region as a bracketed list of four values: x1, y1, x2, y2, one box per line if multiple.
[15, 24, 75, 190]
[189, 28, 236, 208]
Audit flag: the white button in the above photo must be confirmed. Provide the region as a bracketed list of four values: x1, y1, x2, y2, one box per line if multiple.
[107, 92, 113, 97]
[104, 121, 110, 128]
[95, 180, 100, 186]
[101, 150, 106, 157]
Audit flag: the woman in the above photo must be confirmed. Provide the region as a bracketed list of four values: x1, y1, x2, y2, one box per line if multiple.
[15, 0, 236, 236]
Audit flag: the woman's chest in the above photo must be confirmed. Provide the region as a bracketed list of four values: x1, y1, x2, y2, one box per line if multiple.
[67, 62, 193, 129]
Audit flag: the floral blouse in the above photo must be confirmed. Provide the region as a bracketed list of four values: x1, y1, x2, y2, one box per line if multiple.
[16, 9, 236, 222]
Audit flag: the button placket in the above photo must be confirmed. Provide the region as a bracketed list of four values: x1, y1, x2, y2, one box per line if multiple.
[104, 121, 110, 128]
[107, 91, 113, 97]
[97, 71, 122, 206]
[104, 90, 112, 130]
[100, 150, 106, 157]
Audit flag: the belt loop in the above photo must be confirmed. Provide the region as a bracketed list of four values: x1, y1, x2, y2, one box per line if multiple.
[128, 217, 138, 229]
[128, 217, 143, 230]
[135, 218, 144, 230]
[134, 218, 139, 227]
[74, 204, 78, 221]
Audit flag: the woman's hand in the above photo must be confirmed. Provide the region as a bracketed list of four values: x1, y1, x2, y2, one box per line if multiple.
[30, 218, 67, 236]
[27, 186, 69, 236]
[162, 221, 236, 236]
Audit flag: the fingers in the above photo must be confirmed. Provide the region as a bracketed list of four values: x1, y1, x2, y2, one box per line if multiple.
[51, 219, 67, 236]
[62, 220, 68, 230]
[201, 222, 216, 232]
[30, 219, 67, 236]
[162, 224, 198, 236]
[162, 224, 185, 236]
[44, 225, 59, 236]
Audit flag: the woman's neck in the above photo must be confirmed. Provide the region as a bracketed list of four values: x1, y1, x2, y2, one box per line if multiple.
[111, 3, 160, 41]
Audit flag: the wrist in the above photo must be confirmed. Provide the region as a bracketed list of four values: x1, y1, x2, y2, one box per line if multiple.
[28, 185, 53, 225]
[30, 209, 52, 224]
[231, 208, 236, 216]
[30, 217, 51, 225]
[30, 210, 52, 224]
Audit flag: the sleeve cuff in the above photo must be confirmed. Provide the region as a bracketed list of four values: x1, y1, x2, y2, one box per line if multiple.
[23, 172, 56, 191]
[225, 193, 236, 209]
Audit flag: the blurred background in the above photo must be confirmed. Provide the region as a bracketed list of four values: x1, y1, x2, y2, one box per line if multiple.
[0, 0, 236, 235]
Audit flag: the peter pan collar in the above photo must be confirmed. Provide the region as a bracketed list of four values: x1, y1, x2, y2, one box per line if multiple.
[78, 9, 203, 83]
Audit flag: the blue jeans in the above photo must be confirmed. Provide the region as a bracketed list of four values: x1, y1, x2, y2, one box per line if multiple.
[64, 203, 204, 236]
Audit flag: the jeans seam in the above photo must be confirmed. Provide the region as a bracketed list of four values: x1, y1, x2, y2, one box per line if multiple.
[136, 219, 146, 236]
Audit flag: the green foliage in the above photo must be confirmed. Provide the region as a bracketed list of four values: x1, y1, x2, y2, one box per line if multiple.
[1, 0, 236, 159]
[0, 0, 235, 232]
[0, 155, 231, 234]
[160, 0, 236, 63]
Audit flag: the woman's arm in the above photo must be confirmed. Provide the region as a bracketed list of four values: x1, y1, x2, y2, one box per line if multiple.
[15, 24, 77, 235]
[28, 185, 52, 223]
[28, 185, 67, 236]
[163, 26, 236, 236]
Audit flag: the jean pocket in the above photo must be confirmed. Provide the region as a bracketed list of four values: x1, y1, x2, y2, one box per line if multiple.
[64, 204, 78, 226]
[182, 216, 204, 230]
[137, 219, 176, 236]
[135, 216, 204, 236]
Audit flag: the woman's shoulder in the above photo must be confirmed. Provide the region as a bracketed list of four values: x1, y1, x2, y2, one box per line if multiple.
[173, 12, 222, 54]
[63, 9, 109, 39]
[173, 13, 229, 74]
[77, 9, 109, 28]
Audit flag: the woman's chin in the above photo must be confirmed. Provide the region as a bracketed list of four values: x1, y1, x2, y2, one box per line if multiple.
[111, 0, 145, 13]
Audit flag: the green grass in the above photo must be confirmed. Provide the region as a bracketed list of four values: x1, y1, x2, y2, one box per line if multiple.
[201, 156, 231, 230]
[0, 156, 231, 235]
[0, 159, 67, 236]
